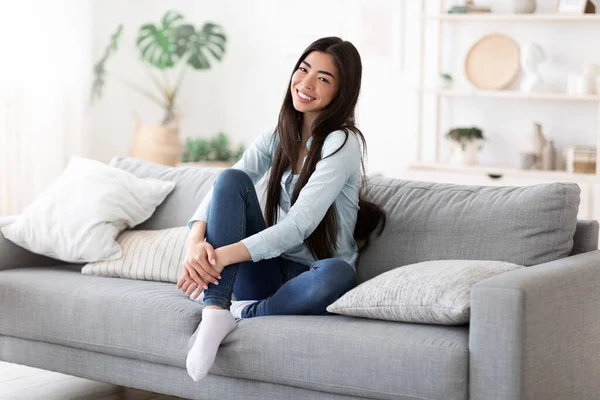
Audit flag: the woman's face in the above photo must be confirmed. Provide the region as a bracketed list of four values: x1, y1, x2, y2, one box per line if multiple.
[290, 51, 339, 115]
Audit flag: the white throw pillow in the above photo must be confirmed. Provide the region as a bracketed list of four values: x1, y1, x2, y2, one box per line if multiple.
[327, 260, 524, 325]
[0, 156, 175, 263]
[82, 226, 188, 283]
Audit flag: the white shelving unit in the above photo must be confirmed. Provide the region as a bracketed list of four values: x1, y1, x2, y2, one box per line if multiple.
[412, 1, 600, 224]
[423, 13, 600, 22]
[415, 0, 600, 177]
[421, 88, 600, 102]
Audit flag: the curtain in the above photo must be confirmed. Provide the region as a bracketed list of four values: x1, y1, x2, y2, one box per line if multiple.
[0, 0, 91, 216]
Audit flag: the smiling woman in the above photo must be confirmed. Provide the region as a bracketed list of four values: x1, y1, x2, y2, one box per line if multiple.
[181, 36, 386, 383]
[291, 53, 339, 114]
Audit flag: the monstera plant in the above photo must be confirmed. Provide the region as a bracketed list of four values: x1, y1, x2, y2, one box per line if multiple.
[91, 10, 227, 124]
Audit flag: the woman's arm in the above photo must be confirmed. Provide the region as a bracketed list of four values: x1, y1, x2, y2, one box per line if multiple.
[187, 126, 277, 229]
[215, 242, 252, 267]
[238, 130, 361, 262]
[189, 220, 207, 241]
[189, 221, 251, 267]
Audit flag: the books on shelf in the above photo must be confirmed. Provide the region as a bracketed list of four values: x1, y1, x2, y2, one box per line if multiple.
[566, 146, 597, 174]
[448, 1, 491, 14]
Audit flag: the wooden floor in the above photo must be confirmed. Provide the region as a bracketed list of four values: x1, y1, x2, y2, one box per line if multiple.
[0, 361, 185, 400]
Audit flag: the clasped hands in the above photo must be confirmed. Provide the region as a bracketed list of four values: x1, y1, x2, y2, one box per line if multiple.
[177, 239, 224, 300]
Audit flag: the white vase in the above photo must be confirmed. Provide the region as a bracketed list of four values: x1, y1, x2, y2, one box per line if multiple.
[449, 140, 481, 166]
[513, 0, 536, 13]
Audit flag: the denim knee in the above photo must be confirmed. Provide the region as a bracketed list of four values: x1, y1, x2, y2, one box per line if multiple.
[311, 258, 357, 292]
[215, 168, 252, 190]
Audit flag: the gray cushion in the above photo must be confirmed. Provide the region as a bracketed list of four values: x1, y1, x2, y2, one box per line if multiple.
[0, 215, 65, 271]
[327, 260, 524, 325]
[571, 219, 599, 255]
[357, 177, 580, 283]
[0, 266, 469, 399]
[0, 266, 199, 367]
[109, 157, 221, 230]
[111, 158, 581, 285]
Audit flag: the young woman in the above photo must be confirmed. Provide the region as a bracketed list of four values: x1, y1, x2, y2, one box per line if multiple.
[176, 36, 385, 382]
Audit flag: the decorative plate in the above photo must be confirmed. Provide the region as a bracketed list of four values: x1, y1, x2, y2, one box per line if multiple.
[465, 34, 520, 90]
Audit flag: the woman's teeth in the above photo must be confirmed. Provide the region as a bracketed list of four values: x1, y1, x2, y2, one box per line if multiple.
[297, 90, 315, 101]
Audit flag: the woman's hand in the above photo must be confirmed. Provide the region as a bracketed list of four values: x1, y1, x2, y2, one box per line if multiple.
[177, 239, 222, 295]
[177, 267, 203, 300]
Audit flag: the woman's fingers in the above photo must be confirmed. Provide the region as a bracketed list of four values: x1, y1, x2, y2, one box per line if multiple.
[190, 287, 202, 300]
[195, 247, 220, 279]
[180, 278, 193, 293]
[195, 256, 221, 283]
[201, 242, 221, 279]
[185, 281, 198, 296]
[176, 275, 186, 289]
[205, 246, 219, 273]
[176, 267, 190, 289]
[185, 261, 211, 289]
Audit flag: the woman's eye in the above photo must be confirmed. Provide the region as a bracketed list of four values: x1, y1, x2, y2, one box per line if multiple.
[319, 77, 329, 83]
[299, 67, 307, 72]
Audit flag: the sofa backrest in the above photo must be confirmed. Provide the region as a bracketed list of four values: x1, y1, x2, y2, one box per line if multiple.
[110, 157, 221, 230]
[112, 157, 586, 283]
[570, 219, 599, 256]
[355, 175, 581, 282]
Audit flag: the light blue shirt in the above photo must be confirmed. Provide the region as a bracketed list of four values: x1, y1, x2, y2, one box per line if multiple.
[188, 126, 361, 268]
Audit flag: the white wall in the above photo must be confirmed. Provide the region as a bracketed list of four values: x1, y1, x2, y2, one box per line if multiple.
[89, 0, 599, 177]
[89, 0, 419, 177]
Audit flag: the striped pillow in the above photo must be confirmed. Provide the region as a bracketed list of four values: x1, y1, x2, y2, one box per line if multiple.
[81, 227, 189, 283]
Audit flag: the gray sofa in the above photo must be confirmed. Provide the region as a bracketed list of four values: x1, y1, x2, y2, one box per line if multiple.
[1, 156, 600, 400]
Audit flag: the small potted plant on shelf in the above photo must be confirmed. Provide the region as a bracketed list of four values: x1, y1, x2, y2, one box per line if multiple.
[180, 132, 245, 168]
[445, 127, 485, 165]
[439, 73, 453, 89]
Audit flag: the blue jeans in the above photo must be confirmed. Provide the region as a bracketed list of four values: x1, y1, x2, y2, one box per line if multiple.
[201, 169, 358, 318]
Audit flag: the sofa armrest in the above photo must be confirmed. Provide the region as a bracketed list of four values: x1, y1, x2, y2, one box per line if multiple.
[0, 215, 63, 271]
[469, 250, 600, 400]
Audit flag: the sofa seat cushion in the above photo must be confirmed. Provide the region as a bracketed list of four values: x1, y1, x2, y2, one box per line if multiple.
[212, 315, 469, 399]
[0, 266, 200, 367]
[0, 266, 469, 399]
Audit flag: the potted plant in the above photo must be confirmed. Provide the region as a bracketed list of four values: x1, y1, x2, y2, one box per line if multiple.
[181, 132, 245, 167]
[91, 10, 227, 166]
[439, 73, 453, 89]
[446, 127, 485, 165]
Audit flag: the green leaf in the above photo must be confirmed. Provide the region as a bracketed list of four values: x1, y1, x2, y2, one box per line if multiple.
[172, 24, 195, 58]
[91, 24, 124, 103]
[110, 24, 123, 50]
[162, 10, 184, 30]
[185, 23, 227, 70]
[136, 10, 184, 69]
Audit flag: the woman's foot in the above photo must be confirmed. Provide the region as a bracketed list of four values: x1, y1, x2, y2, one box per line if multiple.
[189, 288, 204, 304]
[230, 300, 259, 319]
[186, 308, 238, 382]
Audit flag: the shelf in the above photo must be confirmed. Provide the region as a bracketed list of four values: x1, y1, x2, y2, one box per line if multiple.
[423, 13, 600, 22]
[408, 161, 600, 182]
[421, 89, 600, 102]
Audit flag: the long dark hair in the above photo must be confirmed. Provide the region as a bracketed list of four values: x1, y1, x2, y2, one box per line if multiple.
[265, 37, 386, 260]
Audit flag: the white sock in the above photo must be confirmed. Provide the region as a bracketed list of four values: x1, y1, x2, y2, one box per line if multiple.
[229, 300, 258, 319]
[189, 288, 204, 304]
[186, 308, 237, 382]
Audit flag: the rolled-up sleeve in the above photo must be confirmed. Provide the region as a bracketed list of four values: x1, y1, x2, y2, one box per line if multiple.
[241, 130, 361, 261]
[187, 127, 277, 229]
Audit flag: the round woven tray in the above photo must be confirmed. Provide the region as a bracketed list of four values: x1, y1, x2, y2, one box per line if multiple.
[465, 33, 521, 90]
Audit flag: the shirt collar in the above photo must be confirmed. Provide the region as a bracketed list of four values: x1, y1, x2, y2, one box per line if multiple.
[306, 136, 313, 150]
